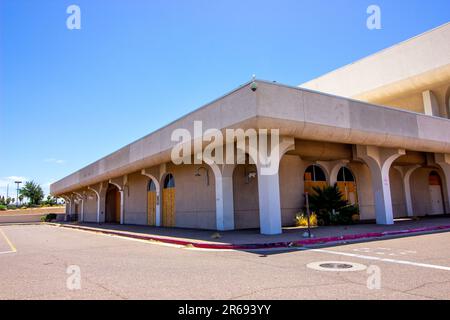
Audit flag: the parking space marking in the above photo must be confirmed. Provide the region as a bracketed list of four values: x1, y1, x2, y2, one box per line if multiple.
[0, 228, 17, 255]
[308, 248, 450, 272]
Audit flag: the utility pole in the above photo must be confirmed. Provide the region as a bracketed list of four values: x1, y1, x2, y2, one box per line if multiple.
[14, 181, 22, 207]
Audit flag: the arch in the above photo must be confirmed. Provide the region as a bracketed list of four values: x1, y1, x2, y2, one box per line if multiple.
[141, 170, 161, 227]
[336, 167, 358, 205]
[105, 183, 121, 223]
[87, 186, 101, 223]
[161, 173, 176, 227]
[304, 164, 328, 194]
[428, 171, 445, 215]
[73, 192, 84, 222]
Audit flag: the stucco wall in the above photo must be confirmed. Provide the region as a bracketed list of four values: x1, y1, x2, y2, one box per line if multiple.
[233, 164, 260, 229]
[411, 167, 449, 216]
[83, 191, 98, 222]
[389, 168, 407, 218]
[166, 163, 216, 230]
[279, 155, 304, 226]
[124, 172, 148, 225]
[348, 162, 375, 220]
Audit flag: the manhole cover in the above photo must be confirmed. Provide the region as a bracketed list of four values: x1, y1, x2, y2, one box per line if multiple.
[319, 263, 354, 270]
[307, 261, 367, 272]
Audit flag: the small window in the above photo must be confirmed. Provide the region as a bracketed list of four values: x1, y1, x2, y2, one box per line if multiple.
[164, 174, 175, 189]
[304, 165, 326, 182]
[429, 171, 441, 186]
[337, 167, 355, 182]
[147, 180, 156, 192]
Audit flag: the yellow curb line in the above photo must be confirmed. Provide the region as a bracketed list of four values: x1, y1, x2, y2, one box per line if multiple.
[0, 228, 17, 253]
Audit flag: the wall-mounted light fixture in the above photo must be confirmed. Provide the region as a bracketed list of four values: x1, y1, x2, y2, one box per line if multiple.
[195, 166, 210, 186]
[244, 165, 257, 184]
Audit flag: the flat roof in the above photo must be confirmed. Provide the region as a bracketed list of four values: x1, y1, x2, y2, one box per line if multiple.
[300, 22, 450, 102]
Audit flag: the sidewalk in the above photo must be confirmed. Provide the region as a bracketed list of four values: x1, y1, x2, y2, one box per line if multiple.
[51, 216, 450, 250]
[50, 217, 450, 250]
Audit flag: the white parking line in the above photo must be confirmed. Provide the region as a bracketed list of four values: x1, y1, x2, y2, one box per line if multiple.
[0, 228, 17, 255]
[308, 248, 450, 272]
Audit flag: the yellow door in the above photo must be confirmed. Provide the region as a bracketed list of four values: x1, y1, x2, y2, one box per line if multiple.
[162, 188, 175, 227]
[337, 182, 358, 205]
[147, 191, 157, 226]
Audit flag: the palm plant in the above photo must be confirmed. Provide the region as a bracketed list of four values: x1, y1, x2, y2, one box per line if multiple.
[308, 184, 357, 225]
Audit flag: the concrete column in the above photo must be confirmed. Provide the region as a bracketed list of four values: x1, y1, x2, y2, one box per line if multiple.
[88, 182, 107, 224]
[356, 145, 406, 225]
[205, 162, 235, 231]
[63, 196, 72, 221]
[435, 154, 450, 214]
[423, 90, 440, 117]
[256, 136, 295, 235]
[394, 165, 420, 217]
[109, 176, 127, 225]
[257, 171, 283, 235]
[73, 192, 84, 222]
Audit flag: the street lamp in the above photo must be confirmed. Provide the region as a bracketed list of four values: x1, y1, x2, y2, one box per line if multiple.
[14, 181, 22, 207]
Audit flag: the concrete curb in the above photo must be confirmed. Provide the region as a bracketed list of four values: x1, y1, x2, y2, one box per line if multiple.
[47, 223, 450, 250]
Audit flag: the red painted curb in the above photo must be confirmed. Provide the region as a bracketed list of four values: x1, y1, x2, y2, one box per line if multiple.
[57, 223, 450, 250]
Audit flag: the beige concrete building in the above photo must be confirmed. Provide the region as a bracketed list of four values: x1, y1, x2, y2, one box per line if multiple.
[51, 23, 450, 235]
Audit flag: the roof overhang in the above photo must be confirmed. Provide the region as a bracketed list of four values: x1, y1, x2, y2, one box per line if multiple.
[51, 80, 450, 195]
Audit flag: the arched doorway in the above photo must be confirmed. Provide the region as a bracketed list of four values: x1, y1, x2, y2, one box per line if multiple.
[304, 165, 327, 194]
[162, 174, 175, 227]
[429, 171, 444, 215]
[105, 184, 121, 223]
[147, 180, 157, 226]
[336, 167, 358, 205]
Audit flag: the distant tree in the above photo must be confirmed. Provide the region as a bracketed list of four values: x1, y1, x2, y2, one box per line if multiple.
[6, 197, 12, 205]
[0, 196, 4, 205]
[18, 195, 24, 204]
[19, 181, 44, 205]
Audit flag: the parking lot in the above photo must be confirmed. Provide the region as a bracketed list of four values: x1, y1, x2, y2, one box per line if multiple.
[0, 224, 449, 300]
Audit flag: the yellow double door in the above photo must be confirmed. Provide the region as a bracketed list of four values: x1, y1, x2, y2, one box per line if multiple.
[147, 188, 175, 227]
[336, 181, 358, 205]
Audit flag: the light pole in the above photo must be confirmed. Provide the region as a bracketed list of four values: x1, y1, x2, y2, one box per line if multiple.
[14, 181, 22, 207]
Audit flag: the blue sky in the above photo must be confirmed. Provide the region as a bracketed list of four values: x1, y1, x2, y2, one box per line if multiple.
[0, 0, 449, 197]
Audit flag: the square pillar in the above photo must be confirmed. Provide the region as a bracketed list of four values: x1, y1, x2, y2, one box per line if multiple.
[257, 172, 282, 235]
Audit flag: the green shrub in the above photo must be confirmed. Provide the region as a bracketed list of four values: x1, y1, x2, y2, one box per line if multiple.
[308, 184, 359, 226]
[41, 213, 58, 222]
[0, 205, 7, 211]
